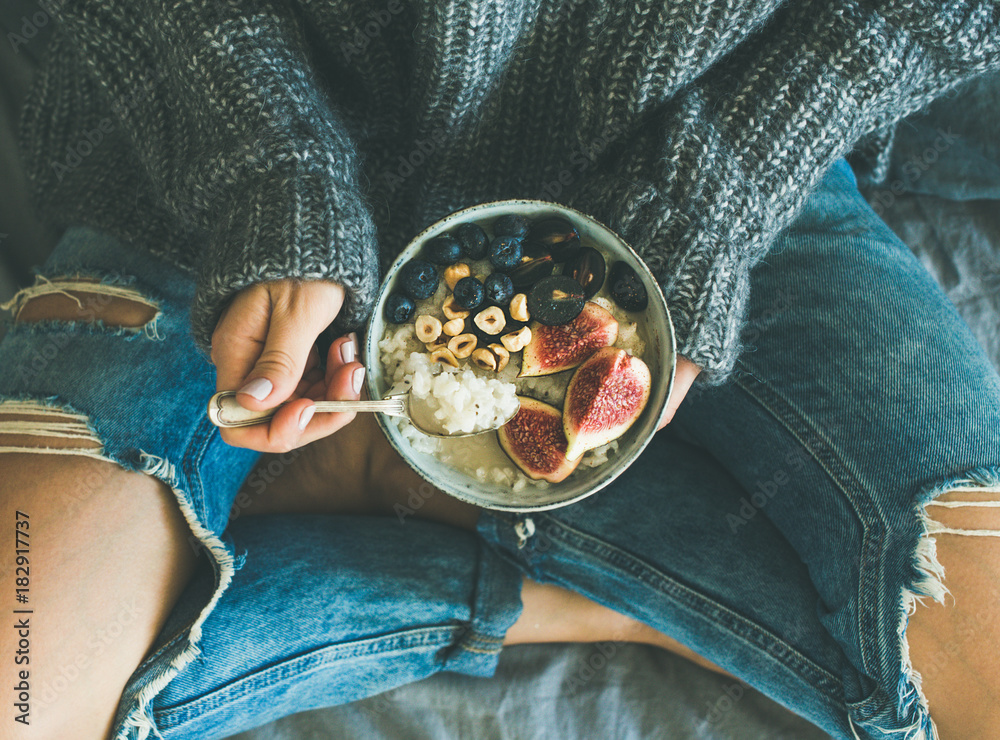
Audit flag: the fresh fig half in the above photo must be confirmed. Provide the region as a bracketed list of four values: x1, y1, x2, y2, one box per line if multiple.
[519, 301, 619, 377]
[563, 347, 651, 461]
[497, 396, 581, 483]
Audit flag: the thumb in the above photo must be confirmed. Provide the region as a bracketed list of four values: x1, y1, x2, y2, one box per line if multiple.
[235, 286, 341, 409]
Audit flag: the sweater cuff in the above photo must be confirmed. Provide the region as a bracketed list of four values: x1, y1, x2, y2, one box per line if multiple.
[189, 159, 380, 354]
[658, 236, 753, 386]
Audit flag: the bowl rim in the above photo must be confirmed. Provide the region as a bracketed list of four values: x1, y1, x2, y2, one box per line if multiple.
[365, 198, 677, 512]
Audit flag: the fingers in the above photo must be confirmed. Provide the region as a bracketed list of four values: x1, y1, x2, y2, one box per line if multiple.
[234, 303, 329, 411]
[211, 281, 344, 406]
[210, 285, 271, 396]
[658, 355, 702, 430]
[219, 335, 365, 453]
[297, 339, 366, 443]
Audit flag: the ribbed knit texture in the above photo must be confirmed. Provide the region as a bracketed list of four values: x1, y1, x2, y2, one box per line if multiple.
[17, 0, 1000, 383]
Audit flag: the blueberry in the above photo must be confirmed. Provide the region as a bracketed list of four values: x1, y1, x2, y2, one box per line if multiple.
[483, 272, 514, 306]
[455, 222, 489, 260]
[398, 259, 440, 300]
[453, 276, 485, 310]
[423, 234, 462, 265]
[488, 235, 523, 271]
[384, 292, 415, 323]
[492, 214, 529, 240]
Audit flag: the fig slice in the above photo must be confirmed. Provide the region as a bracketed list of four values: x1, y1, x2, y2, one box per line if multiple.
[563, 347, 651, 461]
[497, 396, 581, 483]
[519, 301, 619, 377]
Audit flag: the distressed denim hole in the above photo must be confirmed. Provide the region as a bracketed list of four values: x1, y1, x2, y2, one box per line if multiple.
[0, 401, 105, 456]
[16, 290, 157, 327]
[1, 276, 161, 336]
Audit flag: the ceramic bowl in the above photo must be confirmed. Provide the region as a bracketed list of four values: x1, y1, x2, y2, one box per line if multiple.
[364, 200, 675, 512]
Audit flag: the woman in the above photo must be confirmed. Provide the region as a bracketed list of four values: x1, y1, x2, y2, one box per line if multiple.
[1, 1, 999, 738]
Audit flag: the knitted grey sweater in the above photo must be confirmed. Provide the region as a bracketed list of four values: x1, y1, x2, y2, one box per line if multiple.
[17, 0, 1000, 383]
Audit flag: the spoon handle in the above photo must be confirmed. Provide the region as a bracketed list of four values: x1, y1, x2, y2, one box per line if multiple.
[207, 391, 407, 428]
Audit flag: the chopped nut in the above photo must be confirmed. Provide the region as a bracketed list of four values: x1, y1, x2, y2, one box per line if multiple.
[448, 333, 478, 359]
[509, 293, 529, 322]
[488, 343, 510, 371]
[430, 347, 460, 368]
[471, 348, 497, 371]
[474, 305, 506, 335]
[442, 317, 466, 336]
[424, 336, 449, 352]
[443, 297, 470, 320]
[500, 325, 532, 353]
[444, 263, 472, 291]
[415, 315, 442, 343]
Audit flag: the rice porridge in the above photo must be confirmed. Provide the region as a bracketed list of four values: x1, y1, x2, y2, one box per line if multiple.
[378, 213, 653, 494]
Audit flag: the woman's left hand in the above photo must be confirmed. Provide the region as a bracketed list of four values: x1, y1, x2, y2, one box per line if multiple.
[658, 356, 701, 430]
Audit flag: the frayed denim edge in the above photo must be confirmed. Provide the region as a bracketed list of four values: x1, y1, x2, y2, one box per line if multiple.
[0, 275, 165, 340]
[880, 465, 1000, 740]
[113, 453, 237, 740]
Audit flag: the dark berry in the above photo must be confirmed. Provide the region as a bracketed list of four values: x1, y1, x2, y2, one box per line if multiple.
[384, 292, 415, 323]
[509, 254, 554, 289]
[608, 261, 648, 312]
[524, 217, 581, 261]
[488, 235, 523, 271]
[398, 259, 439, 300]
[483, 273, 514, 306]
[423, 234, 462, 265]
[562, 246, 606, 298]
[453, 276, 485, 310]
[455, 222, 489, 260]
[492, 214, 530, 239]
[527, 275, 586, 326]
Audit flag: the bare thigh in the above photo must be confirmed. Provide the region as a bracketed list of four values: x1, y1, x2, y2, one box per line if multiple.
[0, 293, 199, 739]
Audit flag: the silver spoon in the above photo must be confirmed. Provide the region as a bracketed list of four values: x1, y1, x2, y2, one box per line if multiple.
[206, 390, 518, 438]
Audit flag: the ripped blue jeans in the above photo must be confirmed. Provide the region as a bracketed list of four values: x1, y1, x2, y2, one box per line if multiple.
[1, 158, 999, 740]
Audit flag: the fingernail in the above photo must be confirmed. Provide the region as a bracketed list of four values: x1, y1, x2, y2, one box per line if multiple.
[298, 404, 316, 431]
[352, 366, 365, 395]
[341, 336, 356, 364]
[238, 377, 272, 401]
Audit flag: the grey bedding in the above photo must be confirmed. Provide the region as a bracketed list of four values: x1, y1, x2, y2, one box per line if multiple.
[2, 8, 998, 738]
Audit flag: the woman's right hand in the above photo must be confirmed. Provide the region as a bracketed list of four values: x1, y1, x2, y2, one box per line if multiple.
[210, 279, 366, 453]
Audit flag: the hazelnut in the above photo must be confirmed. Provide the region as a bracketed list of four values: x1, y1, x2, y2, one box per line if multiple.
[448, 333, 478, 359]
[444, 263, 472, 291]
[509, 293, 530, 322]
[424, 336, 449, 352]
[415, 315, 442, 343]
[474, 305, 506, 335]
[488, 343, 510, 372]
[442, 298, 470, 321]
[471, 347, 497, 371]
[500, 326, 532, 353]
[430, 347, 460, 368]
[442, 317, 466, 337]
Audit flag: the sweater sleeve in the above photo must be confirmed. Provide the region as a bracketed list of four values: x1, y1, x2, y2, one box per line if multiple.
[572, 0, 1000, 385]
[33, 0, 380, 351]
